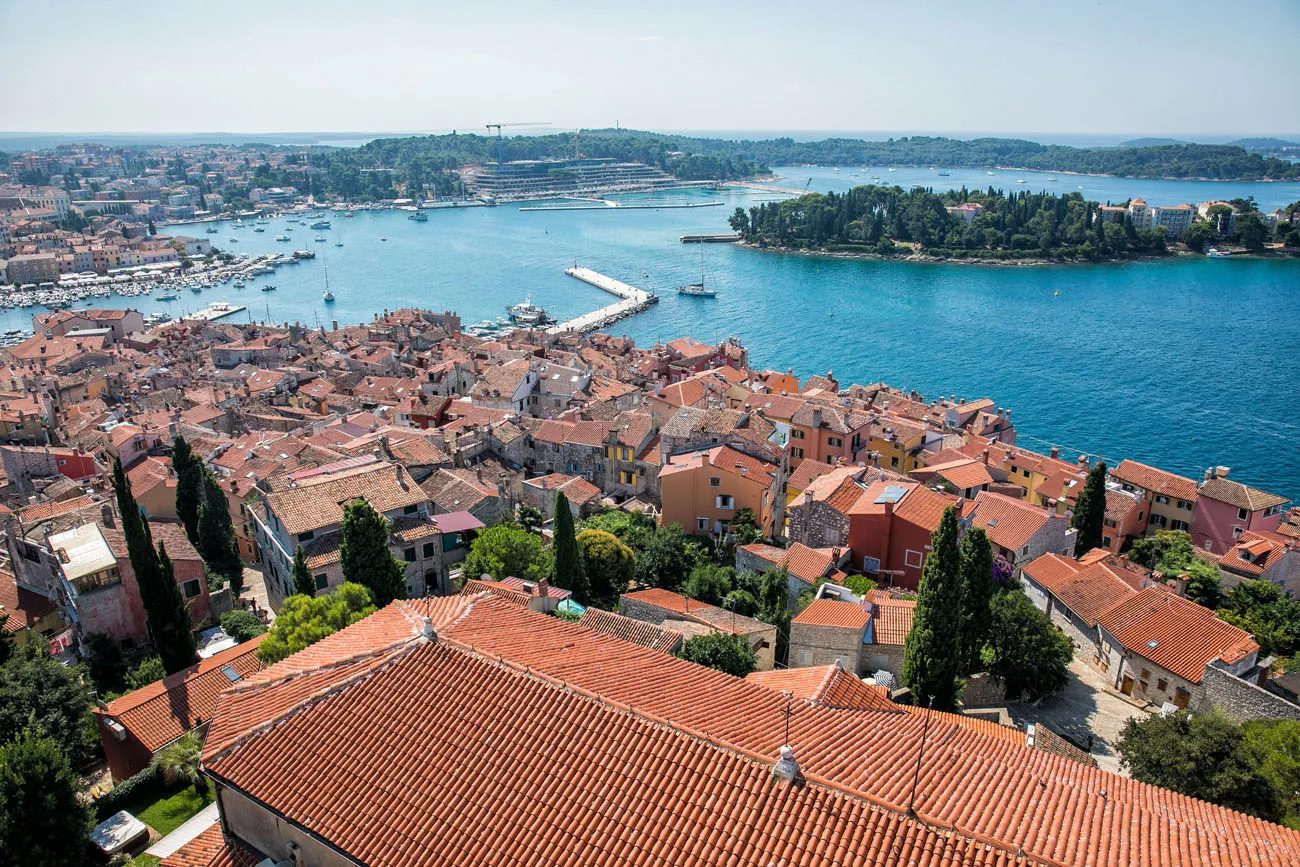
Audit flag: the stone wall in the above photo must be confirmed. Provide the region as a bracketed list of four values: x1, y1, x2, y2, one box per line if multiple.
[787, 501, 851, 549]
[1199, 661, 1300, 723]
[788, 622, 864, 672]
[861, 643, 905, 679]
[962, 672, 1007, 707]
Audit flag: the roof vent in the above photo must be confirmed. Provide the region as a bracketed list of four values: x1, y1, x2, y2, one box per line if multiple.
[773, 745, 803, 784]
[421, 617, 436, 640]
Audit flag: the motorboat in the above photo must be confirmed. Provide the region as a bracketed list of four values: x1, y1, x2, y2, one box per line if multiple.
[505, 296, 552, 325]
[310, 220, 331, 230]
[409, 210, 428, 222]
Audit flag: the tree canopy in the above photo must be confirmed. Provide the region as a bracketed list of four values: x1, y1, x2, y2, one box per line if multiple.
[0, 642, 97, 766]
[1129, 530, 1223, 608]
[292, 545, 316, 597]
[984, 590, 1073, 700]
[256, 583, 377, 665]
[172, 434, 202, 542]
[1117, 710, 1281, 821]
[678, 632, 758, 678]
[551, 493, 588, 604]
[633, 524, 697, 591]
[959, 528, 995, 675]
[0, 730, 95, 867]
[197, 469, 242, 588]
[339, 499, 407, 607]
[462, 524, 550, 584]
[903, 507, 964, 710]
[1070, 461, 1108, 555]
[575, 529, 634, 606]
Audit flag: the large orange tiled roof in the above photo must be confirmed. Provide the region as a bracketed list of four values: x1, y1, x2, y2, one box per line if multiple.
[263, 461, 426, 535]
[1111, 459, 1200, 501]
[968, 491, 1054, 552]
[792, 597, 872, 630]
[747, 663, 897, 712]
[159, 824, 260, 867]
[96, 635, 266, 753]
[1022, 554, 1138, 627]
[201, 596, 1300, 867]
[1098, 586, 1259, 683]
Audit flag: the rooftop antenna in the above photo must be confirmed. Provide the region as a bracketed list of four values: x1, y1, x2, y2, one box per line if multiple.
[907, 694, 936, 816]
[780, 690, 797, 746]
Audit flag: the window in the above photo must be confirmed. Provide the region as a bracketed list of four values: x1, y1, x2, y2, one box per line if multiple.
[715, 495, 734, 510]
[422, 542, 436, 558]
[797, 649, 812, 666]
[1156, 678, 1168, 691]
[403, 547, 417, 562]
[621, 447, 632, 461]
[182, 579, 201, 599]
[862, 556, 881, 574]
[1155, 495, 1170, 505]
[1103, 537, 1112, 548]
[1178, 500, 1192, 511]
[298, 530, 315, 543]
[696, 517, 709, 532]
[604, 445, 614, 459]
[904, 549, 924, 569]
[791, 447, 804, 459]
[1232, 526, 1244, 539]
[620, 471, 637, 485]
[1171, 519, 1189, 532]
[791, 429, 804, 440]
[827, 436, 842, 447]
[1238, 507, 1249, 520]
[709, 476, 721, 487]
[314, 574, 328, 590]
[890, 457, 899, 469]
[404, 504, 418, 515]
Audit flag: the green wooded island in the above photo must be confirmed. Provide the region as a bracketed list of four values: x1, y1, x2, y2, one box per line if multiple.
[728, 185, 1300, 263]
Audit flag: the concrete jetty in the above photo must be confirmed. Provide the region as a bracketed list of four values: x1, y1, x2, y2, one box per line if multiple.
[550, 267, 658, 334]
[521, 200, 724, 212]
[185, 303, 247, 322]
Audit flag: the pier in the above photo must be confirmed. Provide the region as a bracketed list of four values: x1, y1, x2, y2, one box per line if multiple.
[521, 199, 724, 212]
[185, 303, 247, 322]
[680, 234, 742, 243]
[550, 267, 658, 334]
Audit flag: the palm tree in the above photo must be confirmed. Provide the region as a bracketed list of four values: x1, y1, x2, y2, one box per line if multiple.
[149, 731, 207, 795]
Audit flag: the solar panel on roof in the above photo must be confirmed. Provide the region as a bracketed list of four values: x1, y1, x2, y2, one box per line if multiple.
[874, 485, 907, 505]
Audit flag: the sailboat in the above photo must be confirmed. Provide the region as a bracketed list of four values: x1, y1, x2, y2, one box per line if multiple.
[322, 261, 335, 303]
[677, 246, 718, 297]
[334, 231, 343, 248]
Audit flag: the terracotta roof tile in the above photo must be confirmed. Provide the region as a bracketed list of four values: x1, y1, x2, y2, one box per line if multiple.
[1022, 554, 1138, 627]
[1098, 586, 1259, 682]
[159, 824, 260, 867]
[577, 607, 682, 653]
[1111, 459, 1199, 501]
[793, 598, 872, 630]
[1200, 477, 1290, 512]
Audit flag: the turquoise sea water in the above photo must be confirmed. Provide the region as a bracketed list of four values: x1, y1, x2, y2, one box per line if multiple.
[6, 168, 1298, 499]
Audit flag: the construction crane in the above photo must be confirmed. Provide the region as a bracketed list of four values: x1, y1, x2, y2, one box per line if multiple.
[484, 122, 552, 164]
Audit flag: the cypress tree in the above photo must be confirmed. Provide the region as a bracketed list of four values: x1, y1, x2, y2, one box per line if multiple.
[292, 546, 316, 597]
[1072, 461, 1108, 556]
[339, 499, 406, 607]
[172, 435, 202, 542]
[197, 469, 242, 593]
[902, 506, 963, 710]
[551, 492, 588, 604]
[958, 527, 995, 675]
[113, 459, 196, 674]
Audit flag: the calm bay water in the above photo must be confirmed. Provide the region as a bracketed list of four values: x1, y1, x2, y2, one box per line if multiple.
[6, 169, 1297, 499]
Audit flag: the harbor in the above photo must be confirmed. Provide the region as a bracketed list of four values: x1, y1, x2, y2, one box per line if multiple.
[520, 198, 724, 212]
[550, 267, 658, 334]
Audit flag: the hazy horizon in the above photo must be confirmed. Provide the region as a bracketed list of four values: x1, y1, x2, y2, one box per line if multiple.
[2, 0, 1296, 138]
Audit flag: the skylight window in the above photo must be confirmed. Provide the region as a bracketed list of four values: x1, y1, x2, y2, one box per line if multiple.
[1147, 640, 1158, 649]
[221, 665, 241, 683]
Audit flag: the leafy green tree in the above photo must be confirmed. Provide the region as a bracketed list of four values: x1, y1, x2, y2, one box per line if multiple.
[147, 218, 156, 235]
[958, 527, 995, 675]
[634, 524, 696, 591]
[683, 563, 734, 606]
[125, 656, 166, 690]
[150, 731, 207, 795]
[198, 471, 242, 591]
[0, 642, 97, 765]
[903, 506, 964, 710]
[256, 583, 377, 665]
[462, 524, 549, 584]
[1183, 561, 1224, 609]
[984, 590, 1073, 700]
[172, 435, 203, 542]
[581, 508, 656, 552]
[840, 574, 877, 598]
[756, 567, 793, 667]
[113, 459, 196, 674]
[1243, 719, 1300, 828]
[722, 588, 761, 617]
[552, 493, 588, 604]
[339, 499, 407, 607]
[1235, 211, 1268, 250]
[1219, 579, 1300, 661]
[292, 545, 316, 597]
[516, 504, 543, 534]
[220, 610, 266, 642]
[576, 529, 634, 605]
[731, 508, 764, 545]
[1070, 461, 1107, 555]
[0, 615, 11, 666]
[1182, 220, 1217, 252]
[678, 631, 757, 678]
[0, 730, 95, 867]
[1117, 710, 1281, 821]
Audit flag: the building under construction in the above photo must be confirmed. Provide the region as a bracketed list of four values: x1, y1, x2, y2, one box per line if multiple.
[464, 158, 677, 201]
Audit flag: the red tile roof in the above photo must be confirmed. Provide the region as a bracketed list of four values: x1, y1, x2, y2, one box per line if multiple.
[1111, 459, 1199, 501]
[577, 607, 682, 653]
[0, 567, 57, 632]
[792, 598, 872, 630]
[968, 491, 1055, 552]
[1220, 531, 1292, 577]
[159, 824, 260, 867]
[871, 596, 916, 645]
[200, 596, 1300, 867]
[1098, 586, 1259, 682]
[96, 635, 266, 752]
[747, 663, 896, 711]
[1021, 554, 1137, 627]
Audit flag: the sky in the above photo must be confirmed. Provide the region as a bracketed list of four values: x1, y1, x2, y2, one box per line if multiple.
[2, 0, 1298, 138]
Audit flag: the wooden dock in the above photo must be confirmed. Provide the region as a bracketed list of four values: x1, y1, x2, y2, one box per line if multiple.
[680, 234, 741, 243]
[550, 267, 657, 334]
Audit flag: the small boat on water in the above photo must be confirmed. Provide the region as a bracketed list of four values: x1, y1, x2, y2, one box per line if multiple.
[156, 292, 179, 301]
[191, 286, 203, 293]
[205, 226, 218, 234]
[409, 210, 428, 222]
[310, 220, 331, 230]
[380, 237, 387, 241]
[677, 283, 717, 297]
[1206, 248, 1231, 259]
[276, 235, 290, 242]
[253, 227, 265, 233]
[937, 171, 952, 177]
[262, 284, 277, 291]
[322, 262, 335, 303]
[505, 296, 552, 326]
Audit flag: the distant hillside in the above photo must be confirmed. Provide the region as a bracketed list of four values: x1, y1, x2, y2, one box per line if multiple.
[1229, 137, 1300, 149]
[1120, 138, 1188, 147]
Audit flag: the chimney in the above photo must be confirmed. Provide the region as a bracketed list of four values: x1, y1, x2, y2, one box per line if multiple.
[981, 449, 989, 465]
[1050, 497, 1066, 516]
[1078, 455, 1090, 469]
[811, 408, 822, 429]
[1050, 447, 1059, 459]
[773, 744, 803, 784]
[421, 616, 436, 640]
[100, 503, 115, 529]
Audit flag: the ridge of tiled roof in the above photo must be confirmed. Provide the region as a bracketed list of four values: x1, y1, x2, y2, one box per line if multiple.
[1200, 477, 1289, 512]
[1111, 459, 1200, 501]
[576, 607, 682, 654]
[204, 598, 1300, 867]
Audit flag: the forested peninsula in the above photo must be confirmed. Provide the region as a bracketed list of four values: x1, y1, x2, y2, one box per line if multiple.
[729, 186, 1300, 263]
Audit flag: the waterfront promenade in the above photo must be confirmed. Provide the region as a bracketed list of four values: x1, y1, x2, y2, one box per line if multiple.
[551, 267, 656, 334]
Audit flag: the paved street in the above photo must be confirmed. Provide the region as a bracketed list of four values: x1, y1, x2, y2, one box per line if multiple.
[1007, 659, 1153, 775]
[238, 566, 276, 624]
